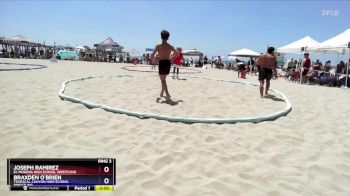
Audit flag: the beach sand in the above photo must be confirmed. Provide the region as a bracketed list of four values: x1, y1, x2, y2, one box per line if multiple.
[0, 58, 350, 196]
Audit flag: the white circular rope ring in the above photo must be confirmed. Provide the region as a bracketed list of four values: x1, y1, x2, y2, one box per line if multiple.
[122, 65, 201, 74]
[0, 62, 47, 71]
[58, 75, 292, 124]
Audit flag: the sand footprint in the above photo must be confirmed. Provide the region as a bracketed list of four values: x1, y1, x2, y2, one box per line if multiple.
[141, 179, 177, 195]
[205, 181, 239, 196]
[231, 154, 250, 162]
[204, 135, 217, 143]
[152, 154, 174, 171]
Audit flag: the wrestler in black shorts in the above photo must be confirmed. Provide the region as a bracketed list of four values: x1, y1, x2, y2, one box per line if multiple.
[258, 67, 273, 81]
[159, 60, 171, 75]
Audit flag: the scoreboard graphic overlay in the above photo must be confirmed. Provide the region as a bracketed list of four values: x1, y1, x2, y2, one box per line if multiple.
[7, 158, 116, 191]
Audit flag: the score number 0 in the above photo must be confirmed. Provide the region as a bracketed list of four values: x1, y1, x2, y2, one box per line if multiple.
[103, 166, 110, 184]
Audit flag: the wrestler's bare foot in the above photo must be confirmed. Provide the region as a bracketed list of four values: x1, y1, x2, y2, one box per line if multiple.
[165, 94, 171, 99]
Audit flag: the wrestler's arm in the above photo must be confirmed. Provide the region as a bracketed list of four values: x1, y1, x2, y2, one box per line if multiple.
[150, 45, 158, 61]
[171, 45, 180, 59]
[255, 56, 261, 67]
[273, 58, 278, 78]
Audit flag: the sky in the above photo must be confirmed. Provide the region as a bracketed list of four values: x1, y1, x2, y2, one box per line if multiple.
[0, 0, 349, 61]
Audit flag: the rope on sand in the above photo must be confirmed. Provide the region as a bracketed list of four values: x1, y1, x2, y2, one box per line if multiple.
[0, 62, 47, 71]
[121, 65, 201, 74]
[58, 75, 292, 124]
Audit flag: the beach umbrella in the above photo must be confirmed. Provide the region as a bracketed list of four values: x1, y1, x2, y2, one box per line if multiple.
[145, 48, 154, 52]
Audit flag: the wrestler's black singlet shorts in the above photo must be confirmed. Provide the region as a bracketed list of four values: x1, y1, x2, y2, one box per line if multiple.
[159, 60, 171, 75]
[258, 67, 273, 81]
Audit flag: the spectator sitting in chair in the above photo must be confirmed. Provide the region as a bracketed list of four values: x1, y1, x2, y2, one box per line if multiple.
[306, 67, 317, 83]
[324, 60, 332, 72]
[313, 59, 321, 71]
[336, 61, 345, 77]
[289, 69, 300, 82]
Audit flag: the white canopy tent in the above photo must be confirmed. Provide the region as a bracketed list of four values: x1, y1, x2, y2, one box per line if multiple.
[183, 49, 204, 65]
[183, 49, 203, 56]
[228, 48, 260, 71]
[9, 34, 32, 43]
[75, 45, 87, 51]
[309, 29, 350, 88]
[227, 56, 240, 61]
[309, 29, 350, 54]
[277, 36, 320, 54]
[277, 36, 320, 83]
[228, 48, 260, 57]
[94, 37, 124, 52]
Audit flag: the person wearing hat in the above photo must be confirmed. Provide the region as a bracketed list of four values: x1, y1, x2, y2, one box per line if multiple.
[302, 53, 311, 84]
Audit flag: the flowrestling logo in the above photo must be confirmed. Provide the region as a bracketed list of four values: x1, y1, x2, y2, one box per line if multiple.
[321, 10, 339, 16]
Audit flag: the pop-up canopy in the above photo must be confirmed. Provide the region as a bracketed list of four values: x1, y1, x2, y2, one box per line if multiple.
[228, 48, 260, 57]
[277, 36, 319, 54]
[309, 29, 350, 54]
[309, 29, 350, 88]
[9, 34, 32, 43]
[94, 37, 124, 51]
[183, 49, 203, 56]
[75, 46, 87, 51]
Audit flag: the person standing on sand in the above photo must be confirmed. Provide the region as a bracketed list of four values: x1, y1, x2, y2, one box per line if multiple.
[151, 30, 179, 99]
[301, 53, 311, 84]
[256, 47, 277, 98]
[172, 47, 183, 79]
